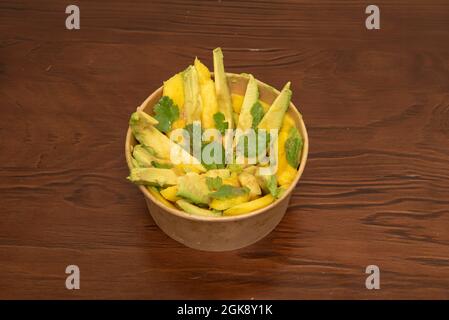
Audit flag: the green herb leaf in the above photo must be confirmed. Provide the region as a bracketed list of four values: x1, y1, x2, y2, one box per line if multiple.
[213, 112, 229, 135]
[153, 96, 179, 133]
[209, 185, 249, 199]
[285, 127, 303, 168]
[206, 176, 223, 191]
[250, 101, 264, 129]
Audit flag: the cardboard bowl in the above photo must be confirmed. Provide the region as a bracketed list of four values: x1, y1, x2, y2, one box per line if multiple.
[125, 73, 309, 251]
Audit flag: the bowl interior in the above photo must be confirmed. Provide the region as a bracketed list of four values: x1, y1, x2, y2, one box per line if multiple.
[125, 73, 309, 221]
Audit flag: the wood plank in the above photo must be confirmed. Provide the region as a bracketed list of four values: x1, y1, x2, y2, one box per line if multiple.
[0, 0, 448, 299]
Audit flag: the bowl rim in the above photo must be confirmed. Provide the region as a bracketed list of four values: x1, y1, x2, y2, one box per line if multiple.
[125, 72, 309, 222]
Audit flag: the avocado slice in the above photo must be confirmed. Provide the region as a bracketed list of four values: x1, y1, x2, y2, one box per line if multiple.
[238, 172, 261, 200]
[127, 168, 178, 187]
[256, 172, 279, 198]
[129, 111, 171, 159]
[132, 144, 173, 168]
[257, 82, 292, 131]
[176, 200, 222, 217]
[129, 111, 206, 172]
[213, 48, 234, 129]
[177, 172, 210, 205]
[237, 74, 259, 131]
[183, 65, 202, 124]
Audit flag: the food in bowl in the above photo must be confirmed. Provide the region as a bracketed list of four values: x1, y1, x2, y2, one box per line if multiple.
[127, 48, 304, 217]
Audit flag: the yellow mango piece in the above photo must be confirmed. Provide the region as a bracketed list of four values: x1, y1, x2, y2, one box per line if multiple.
[259, 100, 271, 113]
[277, 165, 297, 186]
[160, 186, 180, 202]
[147, 186, 176, 209]
[210, 193, 249, 211]
[200, 81, 219, 129]
[175, 163, 206, 174]
[194, 58, 218, 129]
[223, 172, 240, 187]
[171, 118, 186, 131]
[275, 113, 298, 185]
[194, 57, 211, 84]
[163, 73, 184, 110]
[232, 94, 244, 114]
[280, 113, 296, 133]
[224, 194, 274, 216]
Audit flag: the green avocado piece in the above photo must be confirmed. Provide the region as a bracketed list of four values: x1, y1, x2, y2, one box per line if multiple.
[256, 172, 279, 198]
[177, 172, 210, 205]
[176, 200, 222, 217]
[129, 111, 206, 172]
[238, 172, 261, 199]
[127, 168, 178, 187]
[132, 144, 173, 168]
[129, 111, 171, 159]
[257, 82, 292, 131]
[237, 74, 259, 131]
[213, 48, 234, 129]
[183, 65, 202, 124]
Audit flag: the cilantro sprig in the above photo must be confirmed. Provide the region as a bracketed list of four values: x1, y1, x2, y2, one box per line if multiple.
[206, 176, 223, 191]
[209, 185, 249, 199]
[285, 127, 303, 168]
[213, 112, 229, 135]
[250, 101, 264, 129]
[153, 96, 179, 133]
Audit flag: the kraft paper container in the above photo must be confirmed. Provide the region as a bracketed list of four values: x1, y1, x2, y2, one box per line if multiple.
[125, 73, 309, 251]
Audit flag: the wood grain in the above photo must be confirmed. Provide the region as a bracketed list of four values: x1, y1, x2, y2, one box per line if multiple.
[0, 0, 448, 299]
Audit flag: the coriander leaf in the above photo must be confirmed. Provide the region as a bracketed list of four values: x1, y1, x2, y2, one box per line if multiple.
[213, 112, 228, 135]
[250, 101, 264, 129]
[209, 185, 249, 199]
[206, 176, 223, 191]
[285, 127, 303, 168]
[153, 96, 179, 133]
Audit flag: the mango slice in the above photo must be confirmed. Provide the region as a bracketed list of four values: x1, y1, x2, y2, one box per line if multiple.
[210, 193, 249, 211]
[232, 94, 244, 114]
[276, 113, 297, 186]
[224, 194, 274, 216]
[148, 187, 177, 209]
[195, 58, 219, 129]
[160, 185, 181, 202]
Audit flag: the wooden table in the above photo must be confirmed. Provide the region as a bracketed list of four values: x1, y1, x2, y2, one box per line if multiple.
[1, 0, 448, 299]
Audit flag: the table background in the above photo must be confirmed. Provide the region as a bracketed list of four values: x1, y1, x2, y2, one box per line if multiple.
[1, 0, 448, 299]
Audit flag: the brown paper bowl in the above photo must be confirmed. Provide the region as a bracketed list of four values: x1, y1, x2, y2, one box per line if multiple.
[125, 73, 309, 251]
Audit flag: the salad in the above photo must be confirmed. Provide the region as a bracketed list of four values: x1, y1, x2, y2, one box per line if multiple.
[127, 48, 304, 217]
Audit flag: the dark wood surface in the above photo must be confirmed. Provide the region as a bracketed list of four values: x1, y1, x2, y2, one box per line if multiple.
[1, 0, 448, 299]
